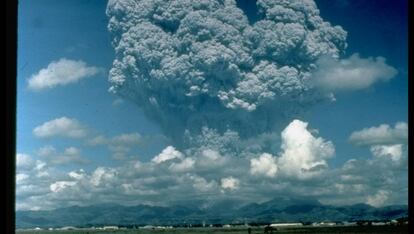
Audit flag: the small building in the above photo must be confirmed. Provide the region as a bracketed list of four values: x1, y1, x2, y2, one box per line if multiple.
[270, 223, 303, 227]
[103, 226, 119, 230]
[59, 226, 77, 230]
[342, 221, 357, 226]
[372, 222, 387, 226]
[318, 222, 336, 226]
[154, 226, 170, 229]
[390, 219, 398, 225]
[141, 225, 155, 229]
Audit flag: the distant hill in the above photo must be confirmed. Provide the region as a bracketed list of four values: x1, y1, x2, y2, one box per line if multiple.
[16, 198, 408, 229]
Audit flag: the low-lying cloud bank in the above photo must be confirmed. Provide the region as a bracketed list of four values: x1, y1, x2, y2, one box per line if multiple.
[16, 120, 408, 210]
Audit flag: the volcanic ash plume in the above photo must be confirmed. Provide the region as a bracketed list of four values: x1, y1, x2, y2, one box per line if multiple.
[106, 0, 347, 148]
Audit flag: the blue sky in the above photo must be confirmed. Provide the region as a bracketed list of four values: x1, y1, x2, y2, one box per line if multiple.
[17, 0, 170, 169]
[311, 0, 408, 165]
[16, 0, 408, 210]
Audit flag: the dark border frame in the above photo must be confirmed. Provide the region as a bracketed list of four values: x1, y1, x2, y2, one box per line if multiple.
[408, 0, 413, 229]
[6, 0, 17, 232]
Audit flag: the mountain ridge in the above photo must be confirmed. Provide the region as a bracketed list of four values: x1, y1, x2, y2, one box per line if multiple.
[16, 198, 408, 228]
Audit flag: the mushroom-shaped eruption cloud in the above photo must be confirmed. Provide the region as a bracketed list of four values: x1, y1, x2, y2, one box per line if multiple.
[106, 0, 347, 148]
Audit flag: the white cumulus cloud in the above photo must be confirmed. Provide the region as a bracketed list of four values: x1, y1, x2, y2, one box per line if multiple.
[90, 167, 117, 187]
[50, 181, 77, 193]
[152, 146, 184, 164]
[194, 149, 229, 169]
[370, 144, 403, 162]
[87, 132, 145, 160]
[190, 175, 218, 192]
[169, 157, 195, 173]
[37, 145, 89, 165]
[312, 53, 397, 91]
[68, 169, 86, 180]
[250, 153, 278, 177]
[16, 173, 29, 184]
[28, 58, 102, 91]
[112, 133, 143, 145]
[220, 177, 240, 191]
[366, 190, 390, 207]
[33, 117, 88, 138]
[277, 119, 335, 179]
[349, 122, 408, 146]
[16, 153, 49, 179]
[16, 153, 35, 170]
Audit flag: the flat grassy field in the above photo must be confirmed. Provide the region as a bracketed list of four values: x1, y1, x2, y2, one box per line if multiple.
[16, 225, 408, 234]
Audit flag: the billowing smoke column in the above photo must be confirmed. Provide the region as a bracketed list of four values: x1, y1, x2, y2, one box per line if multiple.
[106, 0, 347, 148]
